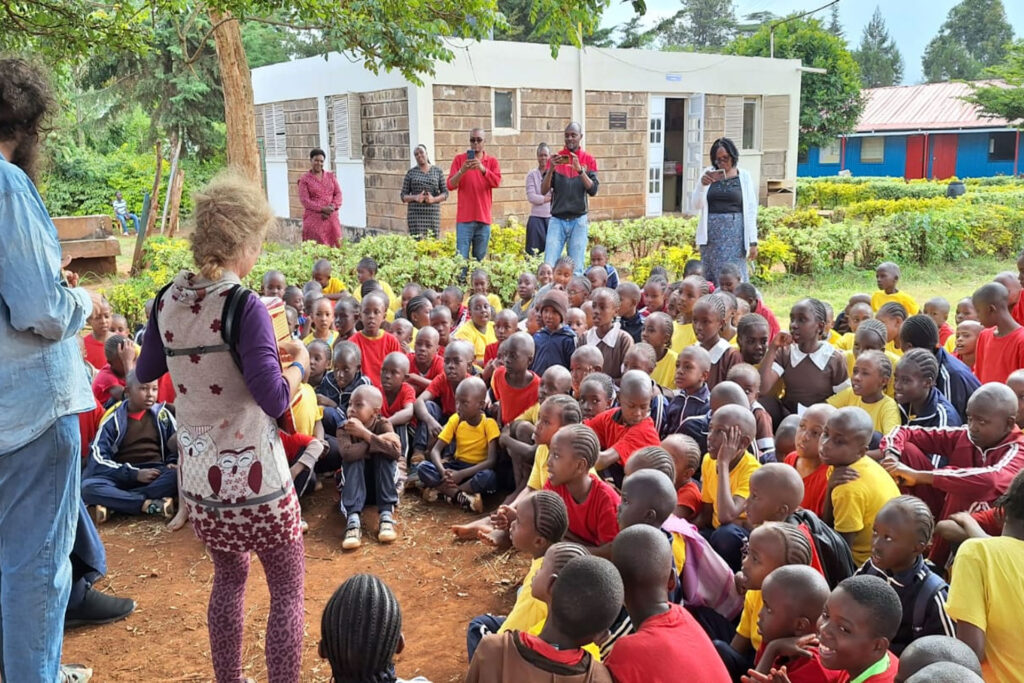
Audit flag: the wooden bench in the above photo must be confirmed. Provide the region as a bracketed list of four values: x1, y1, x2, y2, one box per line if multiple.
[53, 215, 121, 276]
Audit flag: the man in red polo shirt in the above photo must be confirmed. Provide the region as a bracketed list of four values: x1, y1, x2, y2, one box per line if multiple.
[448, 127, 502, 264]
[542, 121, 599, 275]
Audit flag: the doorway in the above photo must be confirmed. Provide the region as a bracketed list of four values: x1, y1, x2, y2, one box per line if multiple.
[663, 98, 687, 213]
[931, 134, 958, 180]
[904, 135, 925, 180]
[647, 94, 704, 217]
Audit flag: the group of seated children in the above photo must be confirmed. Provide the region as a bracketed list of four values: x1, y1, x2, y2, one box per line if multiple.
[86, 245, 1024, 682]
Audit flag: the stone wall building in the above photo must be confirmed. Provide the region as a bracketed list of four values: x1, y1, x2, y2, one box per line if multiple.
[252, 40, 803, 233]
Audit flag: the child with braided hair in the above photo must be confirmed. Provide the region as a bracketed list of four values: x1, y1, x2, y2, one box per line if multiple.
[760, 298, 849, 421]
[892, 349, 961, 429]
[853, 496, 954, 654]
[319, 573, 430, 683]
[876, 301, 909, 358]
[842, 318, 901, 398]
[898, 314, 978, 421]
[466, 490, 570, 659]
[828, 350, 900, 437]
[715, 521, 814, 679]
[692, 293, 743, 389]
[622, 446, 676, 483]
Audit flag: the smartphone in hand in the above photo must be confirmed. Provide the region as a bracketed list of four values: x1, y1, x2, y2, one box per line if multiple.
[467, 149, 476, 160]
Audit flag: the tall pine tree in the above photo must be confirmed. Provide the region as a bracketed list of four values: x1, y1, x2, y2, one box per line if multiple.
[922, 0, 1014, 82]
[660, 0, 737, 50]
[827, 5, 844, 42]
[852, 7, 903, 87]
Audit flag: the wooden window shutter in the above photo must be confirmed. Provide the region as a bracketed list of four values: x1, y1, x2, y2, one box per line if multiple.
[724, 96, 744, 143]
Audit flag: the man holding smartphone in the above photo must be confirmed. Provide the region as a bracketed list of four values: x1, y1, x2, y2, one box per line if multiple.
[448, 127, 502, 267]
[542, 121, 599, 274]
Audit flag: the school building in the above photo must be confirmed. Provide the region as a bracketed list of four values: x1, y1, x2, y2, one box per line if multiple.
[799, 81, 1024, 181]
[250, 39, 804, 232]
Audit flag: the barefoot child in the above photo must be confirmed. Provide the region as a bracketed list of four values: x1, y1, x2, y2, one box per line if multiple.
[336, 385, 402, 549]
[661, 434, 702, 521]
[695, 404, 761, 571]
[544, 424, 620, 551]
[853, 496, 953, 654]
[465, 490, 568, 659]
[607, 525, 730, 683]
[419, 376, 498, 512]
[784, 404, 836, 516]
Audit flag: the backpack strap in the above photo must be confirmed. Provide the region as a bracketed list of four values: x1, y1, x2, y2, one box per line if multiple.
[220, 284, 253, 374]
[912, 569, 947, 635]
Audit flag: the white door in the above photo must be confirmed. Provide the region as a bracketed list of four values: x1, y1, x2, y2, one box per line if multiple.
[684, 93, 705, 214]
[646, 95, 666, 216]
[335, 160, 367, 229]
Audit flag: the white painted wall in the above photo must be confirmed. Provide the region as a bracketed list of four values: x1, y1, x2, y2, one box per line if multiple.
[265, 160, 290, 218]
[335, 160, 368, 228]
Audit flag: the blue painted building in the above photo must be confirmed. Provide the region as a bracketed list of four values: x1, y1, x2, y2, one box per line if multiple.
[799, 81, 1023, 180]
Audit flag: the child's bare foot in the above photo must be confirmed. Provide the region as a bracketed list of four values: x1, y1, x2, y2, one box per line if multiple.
[167, 507, 188, 531]
[451, 517, 490, 539]
[477, 528, 511, 548]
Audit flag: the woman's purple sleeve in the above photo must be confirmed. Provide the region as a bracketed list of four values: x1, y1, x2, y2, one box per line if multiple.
[236, 294, 292, 418]
[135, 310, 168, 383]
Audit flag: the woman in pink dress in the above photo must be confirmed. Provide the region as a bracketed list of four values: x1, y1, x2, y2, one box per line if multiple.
[297, 148, 343, 246]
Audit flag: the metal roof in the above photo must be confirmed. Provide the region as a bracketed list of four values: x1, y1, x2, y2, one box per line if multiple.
[855, 81, 1013, 133]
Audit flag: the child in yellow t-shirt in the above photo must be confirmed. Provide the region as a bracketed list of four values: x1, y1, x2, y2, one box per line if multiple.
[670, 276, 705, 353]
[353, 256, 399, 314]
[465, 490, 569, 659]
[834, 300, 874, 351]
[453, 294, 497, 365]
[828, 350, 900, 436]
[467, 268, 503, 314]
[311, 258, 347, 300]
[872, 262, 919, 315]
[643, 312, 678, 391]
[820, 407, 901, 565]
[695, 404, 760, 571]
[419, 377, 499, 512]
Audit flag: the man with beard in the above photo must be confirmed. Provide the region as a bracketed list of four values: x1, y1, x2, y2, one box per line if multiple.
[0, 58, 98, 682]
[542, 122, 600, 275]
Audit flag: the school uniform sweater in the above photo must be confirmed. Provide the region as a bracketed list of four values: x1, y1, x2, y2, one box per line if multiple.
[583, 324, 633, 381]
[896, 387, 961, 429]
[531, 325, 577, 376]
[467, 631, 611, 683]
[618, 312, 643, 343]
[86, 401, 177, 484]
[662, 384, 711, 439]
[704, 337, 742, 389]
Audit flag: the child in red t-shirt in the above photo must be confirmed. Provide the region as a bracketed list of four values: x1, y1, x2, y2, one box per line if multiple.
[972, 281, 1024, 384]
[544, 424, 620, 552]
[406, 325, 442, 395]
[481, 309, 518, 387]
[411, 340, 474, 463]
[350, 292, 401, 390]
[83, 293, 113, 369]
[380, 352, 416, 469]
[586, 370, 660, 487]
[661, 434, 703, 521]
[783, 404, 835, 517]
[91, 334, 136, 406]
[491, 333, 540, 427]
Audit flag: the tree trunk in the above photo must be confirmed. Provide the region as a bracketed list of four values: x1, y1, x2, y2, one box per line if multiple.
[131, 144, 163, 276]
[209, 9, 261, 184]
[166, 168, 185, 237]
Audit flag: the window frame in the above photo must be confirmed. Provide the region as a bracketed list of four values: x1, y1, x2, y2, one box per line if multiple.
[741, 96, 760, 151]
[860, 136, 885, 164]
[492, 88, 520, 135]
[819, 139, 842, 165]
[989, 131, 1016, 162]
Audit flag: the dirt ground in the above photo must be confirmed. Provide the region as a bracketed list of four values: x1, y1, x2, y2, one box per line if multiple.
[63, 488, 528, 682]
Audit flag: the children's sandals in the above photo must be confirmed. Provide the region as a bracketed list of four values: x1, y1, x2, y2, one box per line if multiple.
[342, 525, 362, 550]
[378, 519, 397, 543]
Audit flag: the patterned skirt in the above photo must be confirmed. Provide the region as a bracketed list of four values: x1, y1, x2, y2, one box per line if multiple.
[701, 211, 748, 287]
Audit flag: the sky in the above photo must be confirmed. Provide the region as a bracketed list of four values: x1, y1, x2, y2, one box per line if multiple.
[599, 0, 1024, 85]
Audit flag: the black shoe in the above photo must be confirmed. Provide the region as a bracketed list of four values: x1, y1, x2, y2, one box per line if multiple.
[65, 587, 136, 629]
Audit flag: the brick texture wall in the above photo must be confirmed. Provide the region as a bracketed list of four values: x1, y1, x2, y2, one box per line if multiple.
[434, 85, 572, 229]
[584, 91, 647, 220]
[703, 95, 726, 164]
[360, 88, 411, 233]
[282, 98, 319, 220]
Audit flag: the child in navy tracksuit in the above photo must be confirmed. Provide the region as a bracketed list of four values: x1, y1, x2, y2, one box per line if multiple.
[82, 373, 178, 518]
[317, 340, 373, 436]
[530, 289, 577, 375]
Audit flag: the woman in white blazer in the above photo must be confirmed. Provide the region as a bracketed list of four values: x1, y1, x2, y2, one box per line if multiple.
[690, 137, 758, 287]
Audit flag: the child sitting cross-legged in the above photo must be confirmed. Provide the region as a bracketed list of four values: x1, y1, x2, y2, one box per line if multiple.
[379, 352, 415, 463]
[83, 372, 178, 523]
[465, 491, 569, 660]
[410, 340, 475, 468]
[715, 521, 813, 680]
[318, 574, 431, 683]
[694, 403, 761, 572]
[467, 555, 622, 683]
[317, 340, 372, 445]
[606, 525, 731, 683]
[821, 407, 901, 567]
[336, 385, 403, 550]
[544, 424, 620, 552]
[418, 376, 498, 512]
[351, 291, 402, 390]
[743, 565, 832, 682]
[852, 495, 954, 654]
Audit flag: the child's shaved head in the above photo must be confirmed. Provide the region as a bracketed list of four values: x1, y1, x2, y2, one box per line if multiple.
[830, 406, 875, 448]
[619, 369, 653, 400]
[710, 403, 757, 442]
[351, 384, 383, 409]
[455, 375, 487, 402]
[709, 380, 749, 411]
[612, 525, 673, 598]
[923, 297, 950, 316]
[618, 469, 678, 529]
[747, 464, 805, 525]
[541, 364, 573, 396]
[764, 564, 830, 625]
[973, 281, 1009, 308]
[382, 351, 409, 373]
[679, 345, 712, 373]
[623, 446, 676, 483]
[897, 635, 982, 681]
[571, 344, 604, 366]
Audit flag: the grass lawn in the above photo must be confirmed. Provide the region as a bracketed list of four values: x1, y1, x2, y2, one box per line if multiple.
[757, 256, 1017, 325]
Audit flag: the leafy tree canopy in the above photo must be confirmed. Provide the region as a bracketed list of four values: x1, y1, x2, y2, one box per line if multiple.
[922, 0, 1014, 82]
[729, 16, 863, 152]
[966, 40, 1024, 127]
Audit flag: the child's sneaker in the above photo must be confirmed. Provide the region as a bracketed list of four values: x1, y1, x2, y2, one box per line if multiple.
[89, 505, 108, 525]
[299, 519, 309, 534]
[342, 524, 362, 550]
[378, 518, 397, 543]
[454, 491, 484, 513]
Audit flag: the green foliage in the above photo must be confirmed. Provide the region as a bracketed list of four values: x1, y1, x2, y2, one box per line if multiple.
[922, 0, 1014, 82]
[658, 0, 737, 50]
[965, 40, 1024, 127]
[0, 2, 147, 61]
[629, 246, 697, 284]
[588, 216, 697, 261]
[852, 7, 904, 88]
[729, 17, 864, 152]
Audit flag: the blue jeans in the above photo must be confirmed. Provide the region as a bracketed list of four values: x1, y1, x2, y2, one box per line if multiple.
[81, 464, 178, 515]
[467, 614, 505, 660]
[544, 214, 590, 275]
[418, 458, 497, 494]
[0, 414, 80, 682]
[115, 213, 140, 234]
[456, 221, 491, 262]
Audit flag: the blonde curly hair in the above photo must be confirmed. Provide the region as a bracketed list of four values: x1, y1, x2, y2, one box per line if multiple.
[190, 172, 275, 281]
